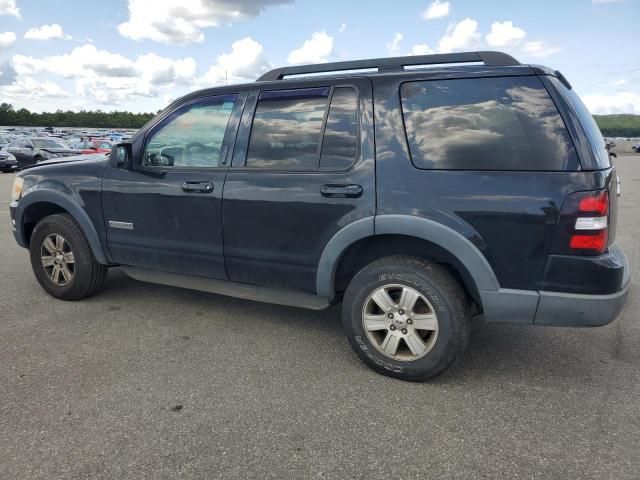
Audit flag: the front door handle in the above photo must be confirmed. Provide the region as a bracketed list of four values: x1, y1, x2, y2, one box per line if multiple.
[321, 184, 363, 198]
[182, 181, 214, 193]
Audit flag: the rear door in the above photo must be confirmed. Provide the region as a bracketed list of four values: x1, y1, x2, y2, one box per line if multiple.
[222, 78, 375, 293]
[102, 93, 243, 279]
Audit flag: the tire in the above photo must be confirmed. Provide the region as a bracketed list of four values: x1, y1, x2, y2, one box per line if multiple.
[29, 214, 108, 300]
[342, 255, 470, 381]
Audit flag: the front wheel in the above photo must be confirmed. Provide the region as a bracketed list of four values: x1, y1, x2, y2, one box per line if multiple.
[342, 255, 470, 381]
[29, 214, 108, 300]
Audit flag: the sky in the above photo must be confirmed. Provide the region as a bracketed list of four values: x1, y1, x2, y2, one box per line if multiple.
[0, 0, 638, 114]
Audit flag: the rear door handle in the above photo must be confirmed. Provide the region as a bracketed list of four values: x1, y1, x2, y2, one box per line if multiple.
[321, 184, 363, 198]
[182, 181, 214, 193]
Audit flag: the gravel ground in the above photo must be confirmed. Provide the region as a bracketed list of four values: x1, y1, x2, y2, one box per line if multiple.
[0, 157, 638, 479]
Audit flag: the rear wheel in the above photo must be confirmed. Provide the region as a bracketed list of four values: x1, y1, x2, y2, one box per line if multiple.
[342, 255, 470, 381]
[29, 214, 107, 300]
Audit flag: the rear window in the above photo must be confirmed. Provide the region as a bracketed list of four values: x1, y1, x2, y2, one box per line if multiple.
[400, 76, 579, 171]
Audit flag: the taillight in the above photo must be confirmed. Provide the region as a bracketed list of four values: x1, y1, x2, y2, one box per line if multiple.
[550, 189, 610, 256]
[569, 230, 608, 251]
[578, 190, 608, 216]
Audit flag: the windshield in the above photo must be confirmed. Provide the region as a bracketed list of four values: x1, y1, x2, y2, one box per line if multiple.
[0, 136, 7, 143]
[33, 139, 70, 149]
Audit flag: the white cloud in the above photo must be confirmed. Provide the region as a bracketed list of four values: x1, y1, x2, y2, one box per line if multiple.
[486, 21, 526, 47]
[0, 0, 20, 17]
[0, 31, 15, 52]
[421, 0, 450, 20]
[24, 24, 72, 40]
[339, 23, 347, 33]
[613, 79, 628, 86]
[287, 31, 333, 64]
[438, 18, 481, 53]
[4, 77, 69, 101]
[118, 0, 291, 44]
[10, 44, 198, 107]
[13, 44, 195, 84]
[521, 40, 562, 58]
[409, 44, 434, 55]
[0, 61, 16, 85]
[583, 92, 640, 115]
[387, 33, 403, 55]
[200, 37, 270, 85]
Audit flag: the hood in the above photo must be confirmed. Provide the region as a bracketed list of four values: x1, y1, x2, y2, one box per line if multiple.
[41, 148, 82, 156]
[27, 153, 109, 168]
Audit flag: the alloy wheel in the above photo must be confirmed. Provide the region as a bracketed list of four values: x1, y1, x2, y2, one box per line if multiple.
[40, 233, 75, 286]
[362, 284, 439, 361]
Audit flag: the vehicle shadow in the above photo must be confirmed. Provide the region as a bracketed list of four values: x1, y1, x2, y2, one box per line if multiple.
[97, 268, 614, 385]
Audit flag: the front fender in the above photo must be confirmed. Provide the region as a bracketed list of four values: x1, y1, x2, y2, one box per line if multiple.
[13, 189, 110, 265]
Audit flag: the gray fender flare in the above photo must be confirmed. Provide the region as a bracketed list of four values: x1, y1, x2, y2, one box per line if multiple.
[15, 189, 110, 265]
[316, 217, 374, 299]
[316, 214, 500, 300]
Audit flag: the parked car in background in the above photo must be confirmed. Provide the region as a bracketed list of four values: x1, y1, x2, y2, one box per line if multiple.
[0, 150, 18, 172]
[72, 140, 113, 154]
[633, 143, 640, 153]
[5, 137, 80, 169]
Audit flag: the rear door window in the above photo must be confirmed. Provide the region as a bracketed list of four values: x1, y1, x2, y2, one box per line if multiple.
[400, 76, 579, 171]
[247, 88, 329, 170]
[246, 86, 360, 171]
[320, 87, 359, 170]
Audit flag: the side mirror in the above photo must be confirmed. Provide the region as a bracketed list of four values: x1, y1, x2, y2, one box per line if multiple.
[25, 144, 34, 149]
[113, 142, 132, 167]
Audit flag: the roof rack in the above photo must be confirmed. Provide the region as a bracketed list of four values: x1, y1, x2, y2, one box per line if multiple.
[256, 51, 519, 82]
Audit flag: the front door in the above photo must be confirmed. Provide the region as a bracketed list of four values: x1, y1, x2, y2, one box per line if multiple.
[101, 93, 242, 279]
[222, 79, 375, 294]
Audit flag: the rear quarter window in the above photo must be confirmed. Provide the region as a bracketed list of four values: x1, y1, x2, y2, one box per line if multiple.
[545, 76, 610, 170]
[400, 76, 579, 171]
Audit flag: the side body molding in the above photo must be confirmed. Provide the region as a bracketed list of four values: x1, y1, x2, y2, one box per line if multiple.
[14, 189, 110, 265]
[316, 217, 375, 299]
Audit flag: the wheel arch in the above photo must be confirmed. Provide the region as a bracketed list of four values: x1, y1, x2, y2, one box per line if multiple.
[15, 190, 110, 265]
[316, 215, 500, 304]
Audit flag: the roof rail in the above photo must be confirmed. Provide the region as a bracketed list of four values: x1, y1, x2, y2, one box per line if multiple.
[256, 51, 519, 82]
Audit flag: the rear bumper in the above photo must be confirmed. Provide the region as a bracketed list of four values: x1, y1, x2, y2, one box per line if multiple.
[534, 281, 630, 327]
[480, 245, 630, 327]
[535, 245, 630, 327]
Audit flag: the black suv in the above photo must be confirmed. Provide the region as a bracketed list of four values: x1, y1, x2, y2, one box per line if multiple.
[9, 51, 630, 381]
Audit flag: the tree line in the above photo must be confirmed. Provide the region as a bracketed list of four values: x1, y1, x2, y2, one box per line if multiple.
[1, 102, 639, 136]
[593, 114, 640, 138]
[0, 103, 156, 129]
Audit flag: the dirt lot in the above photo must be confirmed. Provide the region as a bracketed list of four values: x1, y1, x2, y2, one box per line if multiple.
[0, 158, 638, 479]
